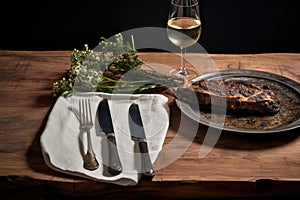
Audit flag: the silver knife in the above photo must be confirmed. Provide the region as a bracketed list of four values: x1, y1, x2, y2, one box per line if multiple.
[97, 99, 123, 175]
[128, 103, 155, 180]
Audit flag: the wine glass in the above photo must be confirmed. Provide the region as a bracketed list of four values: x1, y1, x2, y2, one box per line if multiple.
[167, 0, 202, 77]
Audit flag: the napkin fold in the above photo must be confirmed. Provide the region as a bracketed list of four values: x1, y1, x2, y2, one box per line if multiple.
[40, 92, 169, 186]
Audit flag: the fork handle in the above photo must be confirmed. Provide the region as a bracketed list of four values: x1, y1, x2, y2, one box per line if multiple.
[107, 134, 123, 175]
[86, 130, 94, 153]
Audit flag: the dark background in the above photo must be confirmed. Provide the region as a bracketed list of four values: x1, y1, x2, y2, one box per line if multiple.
[1, 0, 300, 53]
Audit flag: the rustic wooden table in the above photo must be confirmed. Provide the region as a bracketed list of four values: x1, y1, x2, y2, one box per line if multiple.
[0, 50, 299, 199]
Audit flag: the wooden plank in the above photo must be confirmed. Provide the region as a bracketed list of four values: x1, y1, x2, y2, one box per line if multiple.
[0, 50, 300, 198]
[0, 51, 71, 92]
[139, 52, 300, 82]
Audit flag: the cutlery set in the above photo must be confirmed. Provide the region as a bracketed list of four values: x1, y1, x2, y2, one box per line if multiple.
[79, 99, 99, 171]
[78, 98, 155, 180]
[129, 103, 155, 179]
[97, 99, 123, 176]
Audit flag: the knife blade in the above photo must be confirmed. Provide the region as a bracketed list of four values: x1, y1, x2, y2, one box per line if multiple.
[97, 99, 123, 175]
[128, 103, 155, 180]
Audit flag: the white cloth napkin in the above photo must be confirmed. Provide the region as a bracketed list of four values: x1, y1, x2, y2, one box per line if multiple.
[40, 92, 169, 186]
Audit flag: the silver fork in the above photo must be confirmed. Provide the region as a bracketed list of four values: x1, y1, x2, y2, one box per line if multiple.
[79, 98, 99, 170]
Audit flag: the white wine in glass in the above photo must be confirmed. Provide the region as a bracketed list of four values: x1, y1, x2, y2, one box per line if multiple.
[167, 0, 201, 77]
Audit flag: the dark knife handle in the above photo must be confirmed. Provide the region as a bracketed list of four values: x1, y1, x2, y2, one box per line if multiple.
[107, 134, 123, 175]
[138, 140, 155, 180]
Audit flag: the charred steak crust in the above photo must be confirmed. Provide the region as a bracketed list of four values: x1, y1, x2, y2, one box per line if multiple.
[175, 79, 281, 115]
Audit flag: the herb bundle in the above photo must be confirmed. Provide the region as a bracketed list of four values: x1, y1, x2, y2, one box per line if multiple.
[53, 34, 184, 97]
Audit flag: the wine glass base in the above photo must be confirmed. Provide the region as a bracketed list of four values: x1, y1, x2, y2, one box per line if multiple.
[169, 68, 198, 79]
[169, 69, 188, 77]
[178, 68, 189, 76]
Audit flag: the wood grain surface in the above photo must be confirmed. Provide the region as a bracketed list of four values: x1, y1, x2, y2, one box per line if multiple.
[0, 50, 299, 199]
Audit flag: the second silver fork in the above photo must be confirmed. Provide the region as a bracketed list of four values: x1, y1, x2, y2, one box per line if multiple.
[79, 98, 99, 170]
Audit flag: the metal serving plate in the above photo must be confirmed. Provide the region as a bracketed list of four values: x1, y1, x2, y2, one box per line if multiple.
[175, 69, 300, 133]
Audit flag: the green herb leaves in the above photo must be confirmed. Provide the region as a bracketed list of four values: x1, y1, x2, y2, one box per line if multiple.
[52, 34, 184, 97]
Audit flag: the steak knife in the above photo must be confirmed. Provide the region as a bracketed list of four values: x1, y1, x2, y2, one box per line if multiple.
[97, 99, 123, 175]
[128, 103, 155, 180]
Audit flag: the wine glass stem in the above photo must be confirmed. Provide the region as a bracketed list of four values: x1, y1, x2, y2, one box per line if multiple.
[180, 47, 184, 69]
[180, 47, 188, 75]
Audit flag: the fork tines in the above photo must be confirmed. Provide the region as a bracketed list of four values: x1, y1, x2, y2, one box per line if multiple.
[79, 99, 93, 127]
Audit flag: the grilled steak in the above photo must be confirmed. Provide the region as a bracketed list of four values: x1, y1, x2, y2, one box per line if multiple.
[175, 79, 281, 115]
